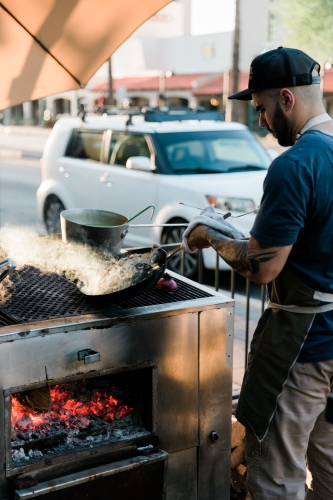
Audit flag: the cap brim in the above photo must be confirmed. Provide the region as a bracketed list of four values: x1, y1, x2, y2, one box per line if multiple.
[228, 87, 263, 101]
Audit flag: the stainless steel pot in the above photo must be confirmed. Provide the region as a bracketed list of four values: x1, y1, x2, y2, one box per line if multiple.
[60, 208, 129, 255]
[60, 208, 189, 255]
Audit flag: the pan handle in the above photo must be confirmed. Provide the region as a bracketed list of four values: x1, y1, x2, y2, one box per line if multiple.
[0, 259, 16, 284]
[129, 223, 188, 228]
[165, 245, 182, 262]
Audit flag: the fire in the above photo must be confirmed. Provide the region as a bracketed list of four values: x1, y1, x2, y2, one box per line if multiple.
[11, 379, 133, 433]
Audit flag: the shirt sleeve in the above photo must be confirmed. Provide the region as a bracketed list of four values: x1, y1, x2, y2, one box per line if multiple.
[250, 156, 312, 246]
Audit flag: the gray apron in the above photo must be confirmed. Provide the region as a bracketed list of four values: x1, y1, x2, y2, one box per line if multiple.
[235, 265, 333, 442]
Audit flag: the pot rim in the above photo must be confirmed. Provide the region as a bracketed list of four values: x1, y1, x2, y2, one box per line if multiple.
[60, 208, 129, 229]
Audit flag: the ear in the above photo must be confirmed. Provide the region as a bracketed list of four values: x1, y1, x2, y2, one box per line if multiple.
[279, 89, 295, 111]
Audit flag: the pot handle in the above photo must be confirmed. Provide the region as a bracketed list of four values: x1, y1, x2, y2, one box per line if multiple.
[0, 259, 16, 283]
[121, 226, 129, 239]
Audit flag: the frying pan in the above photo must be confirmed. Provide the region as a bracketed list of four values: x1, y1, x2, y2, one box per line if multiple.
[78, 245, 182, 301]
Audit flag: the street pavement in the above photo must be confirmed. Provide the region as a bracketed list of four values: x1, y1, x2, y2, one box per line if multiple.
[0, 124, 267, 397]
[0, 124, 50, 159]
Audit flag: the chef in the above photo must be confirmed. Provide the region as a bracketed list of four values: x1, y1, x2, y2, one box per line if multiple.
[183, 47, 333, 500]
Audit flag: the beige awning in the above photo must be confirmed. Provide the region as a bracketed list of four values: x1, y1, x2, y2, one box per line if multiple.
[0, 0, 172, 110]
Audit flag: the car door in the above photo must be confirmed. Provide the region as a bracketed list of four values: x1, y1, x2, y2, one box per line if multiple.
[58, 129, 107, 209]
[99, 131, 158, 247]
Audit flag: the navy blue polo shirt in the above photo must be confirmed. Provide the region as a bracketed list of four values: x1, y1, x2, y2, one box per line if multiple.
[250, 130, 333, 362]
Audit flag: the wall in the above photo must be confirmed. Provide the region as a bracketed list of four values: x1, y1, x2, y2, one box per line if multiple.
[239, 0, 270, 70]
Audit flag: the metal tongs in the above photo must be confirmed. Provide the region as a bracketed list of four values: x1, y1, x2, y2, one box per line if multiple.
[0, 259, 16, 284]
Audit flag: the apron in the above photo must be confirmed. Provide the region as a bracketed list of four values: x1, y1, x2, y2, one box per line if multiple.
[235, 265, 333, 442]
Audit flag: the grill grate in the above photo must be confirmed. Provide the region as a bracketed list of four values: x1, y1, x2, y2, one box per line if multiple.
[0, 266, 212, 325]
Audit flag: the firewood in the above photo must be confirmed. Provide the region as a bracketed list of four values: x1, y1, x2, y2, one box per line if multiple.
[24, 387, 51, 411]
[236, 463, 247, 476]
[230, 469, 247, 493]
[231, 415, 245, 448]
[231, 438, 245, 469]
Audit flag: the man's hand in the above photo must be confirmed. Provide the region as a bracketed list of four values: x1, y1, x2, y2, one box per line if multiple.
[187, 224, 210, 251]
[181, 206, 245, 253]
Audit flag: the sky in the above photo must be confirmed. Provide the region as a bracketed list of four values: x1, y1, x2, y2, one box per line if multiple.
[191, 0, 236, 35]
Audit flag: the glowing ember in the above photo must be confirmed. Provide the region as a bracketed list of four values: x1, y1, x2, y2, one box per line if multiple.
[11, 379, 133, 433]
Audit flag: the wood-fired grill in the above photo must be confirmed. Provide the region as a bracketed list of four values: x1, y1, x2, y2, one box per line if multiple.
[0, 266, 234, 500]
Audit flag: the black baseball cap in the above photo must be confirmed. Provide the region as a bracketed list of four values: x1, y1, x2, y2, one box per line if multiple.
[228, 47, 321, 101]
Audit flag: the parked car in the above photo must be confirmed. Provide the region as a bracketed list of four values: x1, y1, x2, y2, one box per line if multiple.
[36, 109, 271, 278]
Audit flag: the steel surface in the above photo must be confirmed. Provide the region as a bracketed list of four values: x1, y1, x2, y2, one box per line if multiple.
[0, 273, 234, 499]
[198, 308, 233, 499]
[166, 448, 197, 500]
[14, 451, 168, 499]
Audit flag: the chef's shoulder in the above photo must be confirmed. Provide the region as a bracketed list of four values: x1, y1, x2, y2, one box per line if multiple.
[264, 143, 312, 186]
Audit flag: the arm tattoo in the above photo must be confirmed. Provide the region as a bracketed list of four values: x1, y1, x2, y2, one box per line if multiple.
[206, 228, 278, 276]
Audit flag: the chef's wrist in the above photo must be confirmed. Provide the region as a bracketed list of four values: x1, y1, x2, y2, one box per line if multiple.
[206, 227, 231, 246]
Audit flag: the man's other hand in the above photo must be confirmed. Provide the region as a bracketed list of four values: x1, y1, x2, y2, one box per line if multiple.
[187, 224, 210, 251]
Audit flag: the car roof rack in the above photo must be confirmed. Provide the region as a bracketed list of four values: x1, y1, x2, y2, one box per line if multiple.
[125, 107, 225, 125]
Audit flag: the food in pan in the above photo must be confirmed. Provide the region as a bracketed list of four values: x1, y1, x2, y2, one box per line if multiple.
[79, 248, 162, 295]
[0, 228, 164, 298]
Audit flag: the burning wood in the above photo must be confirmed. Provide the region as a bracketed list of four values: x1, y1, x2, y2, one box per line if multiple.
[10, 378, 149, 464]
[23, 387, 51, 412]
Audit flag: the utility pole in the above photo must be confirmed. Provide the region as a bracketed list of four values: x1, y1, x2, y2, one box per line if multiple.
[108, 57, 113, 107]
[231, 0, 240, 122]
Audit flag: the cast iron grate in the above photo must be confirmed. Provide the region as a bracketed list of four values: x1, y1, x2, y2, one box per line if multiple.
[0, 266, 212, 325]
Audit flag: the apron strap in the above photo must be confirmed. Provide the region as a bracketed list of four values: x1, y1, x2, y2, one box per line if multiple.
[267, 300, 333, 314]
[313, 290, 333, 301]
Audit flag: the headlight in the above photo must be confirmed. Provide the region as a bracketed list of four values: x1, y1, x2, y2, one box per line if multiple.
[206, 196, 255, 212]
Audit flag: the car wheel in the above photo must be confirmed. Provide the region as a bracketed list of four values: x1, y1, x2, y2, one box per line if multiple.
[161, 219, 198, 279]
[44, 196, 65, 234]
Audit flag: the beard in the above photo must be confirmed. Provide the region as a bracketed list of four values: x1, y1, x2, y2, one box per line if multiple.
[267, 103, 294, 147]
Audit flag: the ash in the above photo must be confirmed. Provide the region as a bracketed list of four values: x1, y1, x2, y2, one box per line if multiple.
[12, 415, 149, 464]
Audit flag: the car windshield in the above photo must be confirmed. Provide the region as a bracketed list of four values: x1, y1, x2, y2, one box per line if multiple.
[155, 130, 271, 174]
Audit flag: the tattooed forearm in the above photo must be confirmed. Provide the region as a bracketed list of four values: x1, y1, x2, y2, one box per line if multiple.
[206, 228, 278, 277]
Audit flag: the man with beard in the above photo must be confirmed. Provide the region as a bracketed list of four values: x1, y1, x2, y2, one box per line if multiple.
[184, 47, 333, 499]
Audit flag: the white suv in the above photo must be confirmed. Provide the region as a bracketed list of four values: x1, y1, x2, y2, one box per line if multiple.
[37, 109, 270, 278]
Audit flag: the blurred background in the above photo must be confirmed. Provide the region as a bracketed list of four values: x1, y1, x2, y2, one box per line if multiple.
[1, 0, 333, 134]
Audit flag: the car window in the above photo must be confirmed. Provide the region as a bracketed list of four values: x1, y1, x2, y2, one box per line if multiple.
[155, 130, 270, 174]
[166, 140, 206, 169]
[108, 131, 124, 162]
[212, 138, 262, 164]
[67, 130, 104, 161]
[110, 134, 151, 166]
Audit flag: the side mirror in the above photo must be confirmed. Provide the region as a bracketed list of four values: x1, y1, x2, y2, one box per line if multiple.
[126, 156, 152, 172]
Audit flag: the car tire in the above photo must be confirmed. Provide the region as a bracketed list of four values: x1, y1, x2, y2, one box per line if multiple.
[44, 195, 65, 234]
[161, 218, 198, 280]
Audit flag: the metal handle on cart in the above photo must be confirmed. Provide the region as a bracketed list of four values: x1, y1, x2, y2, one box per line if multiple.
[0, 259, 16, 283]
[78, 349, 101, 365]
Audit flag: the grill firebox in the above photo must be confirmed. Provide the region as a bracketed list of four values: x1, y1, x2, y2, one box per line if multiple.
[0, 268, 234, 500]
[9, 369, 154, 469]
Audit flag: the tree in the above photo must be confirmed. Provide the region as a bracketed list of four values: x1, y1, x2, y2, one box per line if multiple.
[231, 0, 240, 122]
[277, 0, 333, 65]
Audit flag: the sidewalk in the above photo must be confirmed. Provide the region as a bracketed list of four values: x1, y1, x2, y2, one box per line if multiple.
[0, 125, 50, 159]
